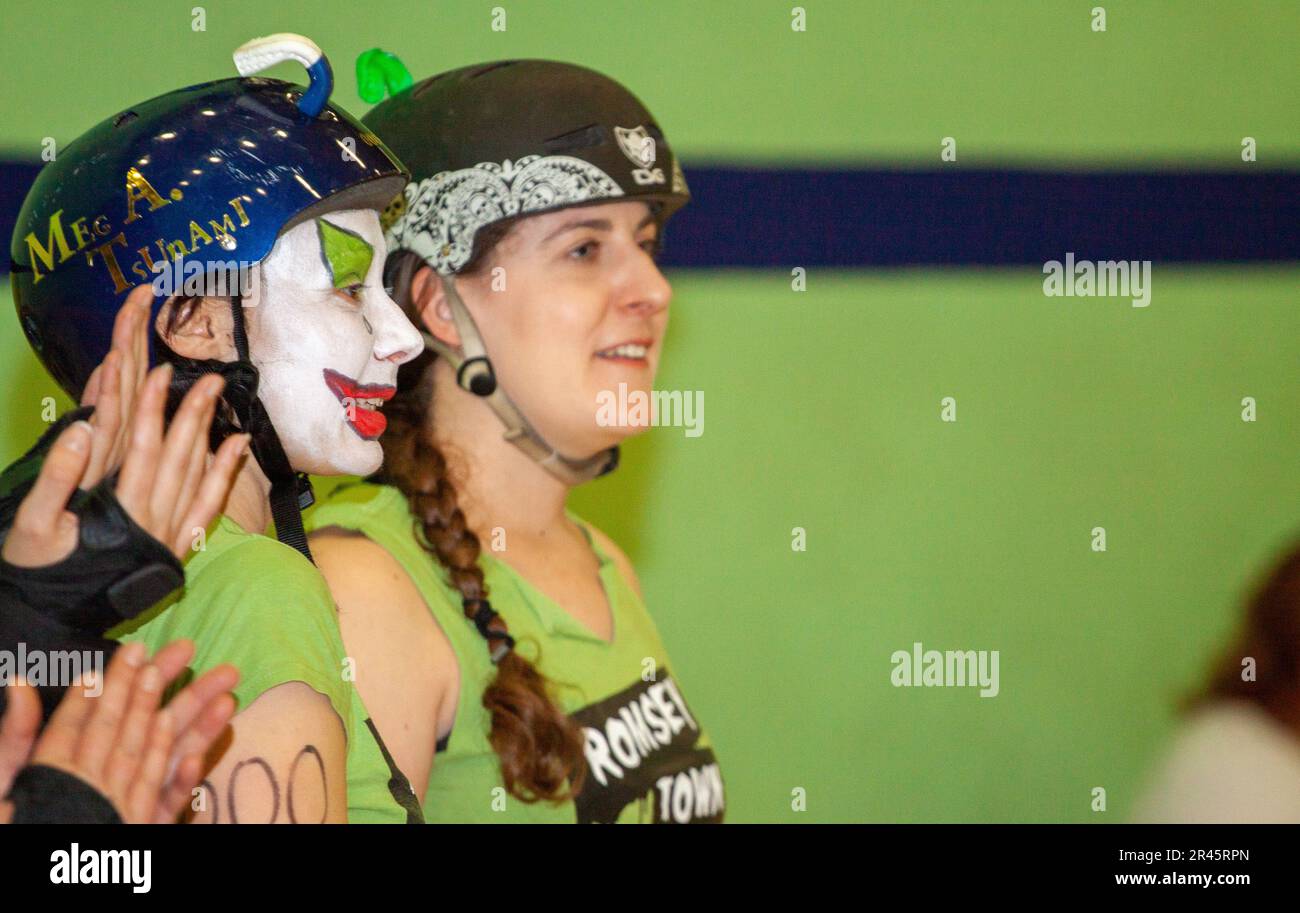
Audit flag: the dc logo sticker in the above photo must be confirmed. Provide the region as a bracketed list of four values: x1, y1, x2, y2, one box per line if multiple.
[615, 125, 656, 167]
[614, 125, 665, 186]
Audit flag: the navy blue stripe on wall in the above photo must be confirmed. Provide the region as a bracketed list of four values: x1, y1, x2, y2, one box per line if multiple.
[2, 160, 1297, 274]
[1, 161, 43, 275]
[661, 167, 1300, 268]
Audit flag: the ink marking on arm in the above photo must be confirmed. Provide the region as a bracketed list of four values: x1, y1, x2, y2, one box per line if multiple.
[287, 745, 328, 824]
[228, 757, 280, 824]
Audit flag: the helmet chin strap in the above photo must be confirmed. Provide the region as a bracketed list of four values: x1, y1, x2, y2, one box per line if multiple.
[424, 273, 619, 486]
[165, 302, 315, 562]
[225, 295, 316, 561]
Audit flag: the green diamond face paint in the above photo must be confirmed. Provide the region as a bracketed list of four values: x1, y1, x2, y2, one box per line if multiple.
[317, 217, 374, 290]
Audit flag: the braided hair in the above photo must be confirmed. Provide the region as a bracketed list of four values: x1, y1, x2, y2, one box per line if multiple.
[377, 241, 587, 803]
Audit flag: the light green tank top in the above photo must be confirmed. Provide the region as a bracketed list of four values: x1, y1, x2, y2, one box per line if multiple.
[110, 515, 414, 824]
[306, 481, 725, 823]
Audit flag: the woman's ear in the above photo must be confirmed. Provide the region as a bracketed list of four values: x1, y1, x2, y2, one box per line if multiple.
[411, 265, 462, 349]
[154, 296, 238, 361]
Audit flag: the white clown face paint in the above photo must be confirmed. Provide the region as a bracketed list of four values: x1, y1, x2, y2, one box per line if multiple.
[244, 209, 423, 476]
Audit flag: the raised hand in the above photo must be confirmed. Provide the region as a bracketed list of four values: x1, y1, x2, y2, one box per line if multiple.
[0, 640, 239, 824]
[77, 284, 153, 490]
[3, 291, 250, 569]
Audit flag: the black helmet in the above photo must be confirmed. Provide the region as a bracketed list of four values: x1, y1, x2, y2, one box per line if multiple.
[361, 56, 690, 484]
[364, 59, 689, 275]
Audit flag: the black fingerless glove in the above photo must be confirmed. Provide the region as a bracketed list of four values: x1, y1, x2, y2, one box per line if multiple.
[6, 764, 122, 824]
[0, 408, 186, 723]
[0, 407, 184, 629]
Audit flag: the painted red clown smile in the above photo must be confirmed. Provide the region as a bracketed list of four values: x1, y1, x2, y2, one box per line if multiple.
[323, 369, 396, 441]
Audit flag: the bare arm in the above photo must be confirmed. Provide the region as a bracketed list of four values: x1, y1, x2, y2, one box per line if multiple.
[186, 682, 347, 824]
[1, 639, 237, 824]
[310, 529, 456, 804]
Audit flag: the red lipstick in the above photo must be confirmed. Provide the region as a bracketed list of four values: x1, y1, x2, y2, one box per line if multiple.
[323, 369, 396, 441]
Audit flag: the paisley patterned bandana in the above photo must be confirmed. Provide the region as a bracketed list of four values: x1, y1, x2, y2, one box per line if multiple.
[382, 154, 626, 275]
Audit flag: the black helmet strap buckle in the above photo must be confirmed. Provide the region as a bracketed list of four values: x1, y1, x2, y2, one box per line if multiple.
[423, 273, 618, 485]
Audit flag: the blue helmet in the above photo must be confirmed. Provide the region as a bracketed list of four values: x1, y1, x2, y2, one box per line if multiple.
[11, 34, 408, 400]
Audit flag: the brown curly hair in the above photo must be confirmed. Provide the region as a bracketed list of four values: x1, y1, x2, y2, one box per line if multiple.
[376, 229, 587, 803]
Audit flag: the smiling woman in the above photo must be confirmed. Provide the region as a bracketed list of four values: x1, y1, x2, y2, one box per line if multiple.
[10, 33, 430, 824]
[150, 209, 420, 476]
[211, 210, 419, 477]
[305, 56, 724, 823]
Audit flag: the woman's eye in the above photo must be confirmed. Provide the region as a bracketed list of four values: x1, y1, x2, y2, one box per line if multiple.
[567, 238, 660, 261]
[569, 240, 598, 260]
[340, 283, 364, 301]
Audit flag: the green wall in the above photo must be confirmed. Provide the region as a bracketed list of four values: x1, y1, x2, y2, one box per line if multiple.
[3, 0, 1298, 822]
[4, 0, 1298, 164]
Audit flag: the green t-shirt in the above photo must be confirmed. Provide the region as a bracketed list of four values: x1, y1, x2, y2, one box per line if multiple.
[306, 481, 725, 823]
[110, 515, 411, 824]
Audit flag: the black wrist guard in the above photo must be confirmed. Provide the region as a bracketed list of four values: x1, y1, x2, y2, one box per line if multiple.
[7, 764, 122, 824]
[0, 408, 184, 630]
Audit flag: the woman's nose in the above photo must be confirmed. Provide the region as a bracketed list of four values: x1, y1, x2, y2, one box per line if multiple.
[371, 293, 426, 365]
